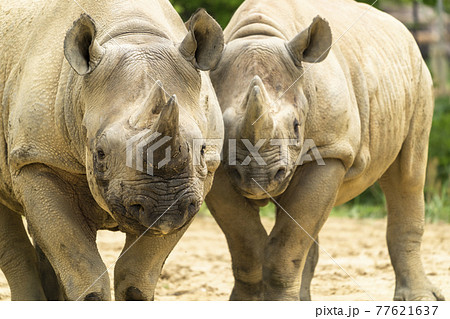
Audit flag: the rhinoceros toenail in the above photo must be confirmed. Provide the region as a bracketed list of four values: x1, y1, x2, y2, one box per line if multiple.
[84, 292, 103, 301]
[125, 287, 146, 301]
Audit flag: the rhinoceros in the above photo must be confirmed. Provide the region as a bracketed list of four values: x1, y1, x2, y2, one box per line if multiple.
[205, 0, 445, 301]
[0, 0, 224, 300]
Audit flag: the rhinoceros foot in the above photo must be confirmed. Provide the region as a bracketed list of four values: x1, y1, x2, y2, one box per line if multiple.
[394, 283, 445, 301]
[229, 280, 264, 301]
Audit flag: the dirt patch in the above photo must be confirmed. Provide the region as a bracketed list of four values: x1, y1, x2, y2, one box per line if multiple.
[1, 216, 449, 300]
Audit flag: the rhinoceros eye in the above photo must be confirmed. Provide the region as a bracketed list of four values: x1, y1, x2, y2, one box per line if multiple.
[97, 148, 106, 160]
[200, 144, 206, 156]
[293, 119, 300, 137]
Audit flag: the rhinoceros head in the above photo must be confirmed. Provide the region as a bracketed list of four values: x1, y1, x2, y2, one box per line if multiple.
[211, 16, 331, 199]
[63, 11, 224, 235]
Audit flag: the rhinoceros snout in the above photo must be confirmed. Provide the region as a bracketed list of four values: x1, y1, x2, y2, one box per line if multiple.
[125, 195, 200, 234]
[229, 164, 290, 199]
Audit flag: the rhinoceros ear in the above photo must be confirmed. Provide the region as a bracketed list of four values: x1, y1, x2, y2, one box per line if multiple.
[179, 9, 224, 71]
[64, 14, 105, 75]
[286, 16, 332, 66]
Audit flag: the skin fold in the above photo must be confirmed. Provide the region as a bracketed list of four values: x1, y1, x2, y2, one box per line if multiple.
[206, 0, 445, 301]
[0, 0, 224, 300]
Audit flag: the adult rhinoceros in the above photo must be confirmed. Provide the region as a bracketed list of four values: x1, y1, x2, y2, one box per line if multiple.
[0, 0, 224, 300]
[205, 0, 444, 301]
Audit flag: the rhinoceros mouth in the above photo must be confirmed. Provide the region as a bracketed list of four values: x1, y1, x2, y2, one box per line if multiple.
[100, 175, 203, 235]
[237, 175, 292, 200]
[240, 190, 271, 200]
[107, 192, 201, 236]
[109, 205, 194, 236]
[240, 189, 280, 200]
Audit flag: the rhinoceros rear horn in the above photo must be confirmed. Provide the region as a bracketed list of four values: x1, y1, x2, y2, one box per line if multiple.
[240, 76, 274, 143]
[64, 14, 105, 75]
[179, 9, 224, 71]
[154, 95, 180, 141]
[286, 16, 332, 66]
[129, 80, 168, 129]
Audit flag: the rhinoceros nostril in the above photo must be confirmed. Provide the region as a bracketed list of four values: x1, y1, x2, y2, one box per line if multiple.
[188, 202, 197, 215]
[230, 168, 242, 182]
[129, 204, 144, 216]
[274, 168, 286, 181]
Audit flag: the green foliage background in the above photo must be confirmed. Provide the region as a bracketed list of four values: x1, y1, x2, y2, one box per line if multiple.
[360, 0, 450, 12]
[170, 0, 450, 27]
[170, 0, 243, 28]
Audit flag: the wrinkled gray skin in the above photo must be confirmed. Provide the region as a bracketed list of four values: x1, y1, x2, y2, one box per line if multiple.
[206, 0, 445, 301]
[0, 0, 224, 300]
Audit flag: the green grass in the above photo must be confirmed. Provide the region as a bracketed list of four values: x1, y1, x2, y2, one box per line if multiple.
[425, 179, 450, 223]
[259, 202, 276, 218]
[332, 198, 450, 223]
[199, 201, 277, 218]
[200, 186, 449, 223]
[331, 204, 386, 219]
[198, 202, 212, 217]
[257, 199, 388, 220]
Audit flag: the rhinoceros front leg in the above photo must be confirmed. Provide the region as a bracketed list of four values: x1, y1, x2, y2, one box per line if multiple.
[379, 158, 445, 301]
[114, 224, 189, 301]
[0, 203, 46, 300]
[262, 159, 346, 300]
[15, 165, 110, 300]
[35, 244, 64, 300]
[300, 237, 319, 301]
[206, 166, 268, 300]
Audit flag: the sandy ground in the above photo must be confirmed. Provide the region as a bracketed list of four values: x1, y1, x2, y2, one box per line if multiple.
[1, 215, 449, 301]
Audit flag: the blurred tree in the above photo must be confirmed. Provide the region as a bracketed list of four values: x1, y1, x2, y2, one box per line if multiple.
[171, 1, 449, 28]
[359, 0, 450, 12]
[170, 0, 244, 28]
[429, 97, 450, 180]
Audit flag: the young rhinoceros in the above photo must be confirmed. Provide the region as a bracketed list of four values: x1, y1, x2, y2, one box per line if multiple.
[205, 0, 444, 301]
[0, 1, 224, 300]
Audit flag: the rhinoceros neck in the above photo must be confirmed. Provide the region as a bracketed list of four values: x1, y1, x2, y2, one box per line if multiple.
[62, 75, 88, 170]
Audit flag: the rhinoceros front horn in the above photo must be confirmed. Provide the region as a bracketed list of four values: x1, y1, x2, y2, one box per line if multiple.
[240, 76, 274, 144]
[129, 80, 167, 129]
[154, 95, 180, 143]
